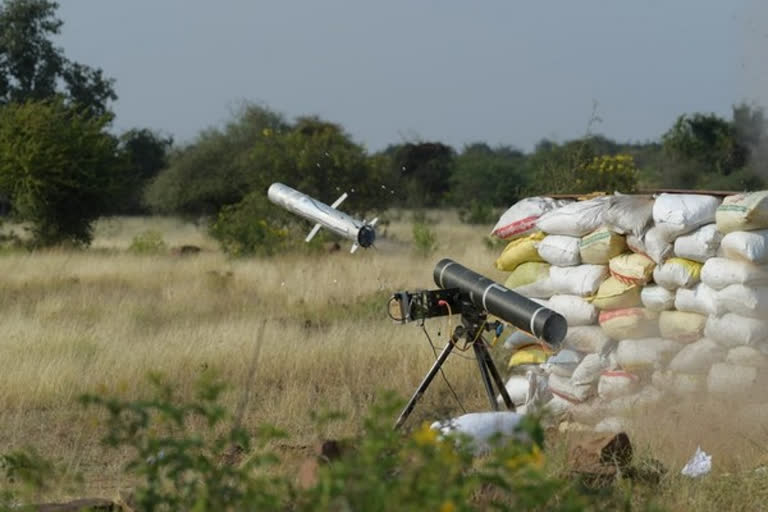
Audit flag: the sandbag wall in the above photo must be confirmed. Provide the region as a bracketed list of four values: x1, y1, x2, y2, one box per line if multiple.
[491, 191, 768, 425]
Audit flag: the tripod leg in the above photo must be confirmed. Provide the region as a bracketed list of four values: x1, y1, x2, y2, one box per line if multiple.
[477, 338, 516, 412]
[394, 339, 455, 430]
[473, 342, 498, 411]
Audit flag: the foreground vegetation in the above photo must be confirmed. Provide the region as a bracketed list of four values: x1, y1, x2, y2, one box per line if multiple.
[0, 215, 767, 509]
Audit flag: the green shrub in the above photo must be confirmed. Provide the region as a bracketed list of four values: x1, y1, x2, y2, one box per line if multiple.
[128, 230, 167, 254]
[412, 221, 438, 257]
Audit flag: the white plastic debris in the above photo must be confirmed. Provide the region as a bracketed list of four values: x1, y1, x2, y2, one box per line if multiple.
[681, 446, 712, 478]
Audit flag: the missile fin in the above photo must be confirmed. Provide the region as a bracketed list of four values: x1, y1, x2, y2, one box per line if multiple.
[330, 192, 348, 209]
[305, 223, 322, 242]
[350, 243, 360, 254]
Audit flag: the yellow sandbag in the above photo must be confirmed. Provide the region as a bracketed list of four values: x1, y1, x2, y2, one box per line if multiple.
[579, 227, 627, 264]
[495, 232, 545, 271]
[599, 308, 659, 340]
[609, 252, 656, 285]
[508, 345, 552, 368]
[653, 258, 702, 289]
[716, 191, 768, 233]
[591, 276, 641, 310]
[658, 310, 706, 343]
[504, 262, 550, 289]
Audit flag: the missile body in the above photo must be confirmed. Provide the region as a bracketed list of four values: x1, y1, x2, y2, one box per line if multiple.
[267, 182, 376, 252]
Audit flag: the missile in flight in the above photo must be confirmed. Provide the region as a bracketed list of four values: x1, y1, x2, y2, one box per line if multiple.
[267, 182, 377, 253]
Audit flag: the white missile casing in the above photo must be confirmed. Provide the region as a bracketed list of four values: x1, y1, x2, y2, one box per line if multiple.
[267, 182, 376, 253]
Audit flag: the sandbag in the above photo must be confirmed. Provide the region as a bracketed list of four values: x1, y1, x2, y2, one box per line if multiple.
[715, 284, 768, 318]
[544, 349, 584, 377]
[536, 196, 611, 236]
[599, 308, 659, 340]
[491, 197, 564, 240]
[603, 385, 663, 415]
[641, 285, 676, 311]
[653, 258, 702, 289]
[562, 325, 613, 353]
[602, 194, 654, 237]
[704, 313, 768, 348]
[673, 224, 722, 263]
[674, 283, 722, 316]
[549, 373, 593, 403]
[707, 362, 759, 394]
[614, 337, 681, 372]
[508, 344, 552, 368]
[570, 353, 606, 386]
[652, 193, 720, 240]
[495, 232, 546, 271]
[668, 372, 706, 394]
[609, 253, 655, 285]
[626, 234, 647, 256]
[668, 338, 724, 374]
[597, 370, 640, 400]
[716, 191, 768, 234]
[579, 227, 627, 265]
[544, 394, 578, 416]
[537, 235, 581, 267]
[499, 375, 533, 406]
[726, 346, 768, 367]
[700, 257, 768, 290]
[430, 412, 527, 455]
[547, 295, 598, 326]
[503, 329, 539, 350]
[720, 230, 768, 264]
[549, 265, 609, 297]
[591, 277, 641, 310]
[644, 226, 673, 264]
[505, 262, 554, 298]
[658, 310, 707, 343]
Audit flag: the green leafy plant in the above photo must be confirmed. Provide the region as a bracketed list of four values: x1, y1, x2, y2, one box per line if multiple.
[128, 230, 167, 255]
[412, 221, 438, 257]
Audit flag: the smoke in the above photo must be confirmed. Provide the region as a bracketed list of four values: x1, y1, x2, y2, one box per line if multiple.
[743, 1, 768, 177]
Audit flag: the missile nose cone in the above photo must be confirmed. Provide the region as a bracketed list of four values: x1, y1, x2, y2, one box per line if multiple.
[358, 225, 376, 248]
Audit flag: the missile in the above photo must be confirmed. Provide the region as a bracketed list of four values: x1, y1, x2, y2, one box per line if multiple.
[267, 182, 377, 253]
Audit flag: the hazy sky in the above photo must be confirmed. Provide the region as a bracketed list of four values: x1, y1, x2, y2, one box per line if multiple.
[54, 1, 767, 152]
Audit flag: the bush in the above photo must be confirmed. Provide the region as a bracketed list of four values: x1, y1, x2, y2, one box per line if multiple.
[412, 221, 438, 257]
[128, 230, 167, 255]
[209, 192, 290, 257]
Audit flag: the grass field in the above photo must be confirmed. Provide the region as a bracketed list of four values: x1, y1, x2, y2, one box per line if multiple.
[2, 213, 768, 509]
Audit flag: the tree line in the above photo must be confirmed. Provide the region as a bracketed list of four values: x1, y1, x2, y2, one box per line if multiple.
[0, 0, 766, 252]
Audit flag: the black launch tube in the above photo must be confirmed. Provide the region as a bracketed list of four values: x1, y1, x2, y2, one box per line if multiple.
[433, 258, 567, 347]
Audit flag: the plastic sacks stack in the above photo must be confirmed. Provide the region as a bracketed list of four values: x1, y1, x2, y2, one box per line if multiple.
[492, 191, 768, 427]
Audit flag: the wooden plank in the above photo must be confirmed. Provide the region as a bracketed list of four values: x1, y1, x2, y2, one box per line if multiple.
[548, 189, 740, 199]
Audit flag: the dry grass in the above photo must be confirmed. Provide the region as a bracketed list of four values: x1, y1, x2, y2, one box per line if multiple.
[2, 213, 768, 509]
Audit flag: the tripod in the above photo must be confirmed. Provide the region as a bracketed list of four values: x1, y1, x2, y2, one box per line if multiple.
[394, 305, 515, 430]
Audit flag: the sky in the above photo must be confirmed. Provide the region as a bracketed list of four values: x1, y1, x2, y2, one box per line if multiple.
[54, 1, 767, 153]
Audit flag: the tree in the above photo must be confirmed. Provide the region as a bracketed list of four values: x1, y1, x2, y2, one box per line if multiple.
[450, 143, 527, 206]
[114, 128, 172, 214]
[388, 142, 455, 207]
[0, 99, 123, 246]
[0, 0, 116, 116]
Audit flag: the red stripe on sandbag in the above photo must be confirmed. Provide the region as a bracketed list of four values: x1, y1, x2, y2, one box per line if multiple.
[493, 215, 538, 239]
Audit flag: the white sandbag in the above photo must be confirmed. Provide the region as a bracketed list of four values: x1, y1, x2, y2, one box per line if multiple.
[715, 284, 768, 318]
[641, 286, 676, 311]
[491, 197, 563, 240]
[603, 385, 663, 415]
[652, 193, 720, 240]
[430, 412, 527, 454]
[599, 308, 659, 340]
[594, 417, 629, 434]
[720, 230, 768, 264]
[644, 226, 673, 264]
[674, 283, 722, 316]
[603, 194, 655, 237]
[536, 235, 581, 266]
[615, 337, 681, 371]
[597, 370, 640, 400]
[658, 310, 707, 343]
[668, 338, 724, 374]
[707, 363, 758, 394]
[653, 258, 702, 289]
[652, 370, 705, 395]
[579, 228, 627, 265]
[562, 325, 613, 353]
[700, 257, 768, 290]
[549, 265, 609, 297]
[673, 224, 722, 263]
[704, 313, 768, 347]
[548, 373, 593, 403]
[543, 349, 584, 377]
[570, 353, 605, 386]
[626, 233, 647, 255]
[543, 394, 577, 417]
[498, 375, 531, 405]
[511, 278, 556, 299]
[716, 191, 768, 233]
[547, 295, 598, 326]
[726, 346, 768, 368]
[536, 196, 610, 236]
